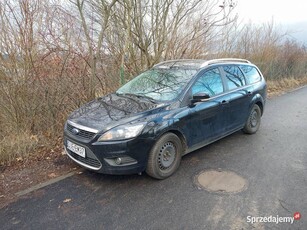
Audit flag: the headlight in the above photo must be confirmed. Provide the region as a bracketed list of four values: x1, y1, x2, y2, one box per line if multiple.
[98, 123, 146, 141]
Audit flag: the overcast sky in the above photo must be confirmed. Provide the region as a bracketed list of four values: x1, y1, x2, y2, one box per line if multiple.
[235, 0, 307, 43]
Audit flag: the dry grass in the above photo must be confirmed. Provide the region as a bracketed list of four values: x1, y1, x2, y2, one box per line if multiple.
[0, 132, 39, 164]
[267, 76, 307, 97]
[1, 77, 306, 166]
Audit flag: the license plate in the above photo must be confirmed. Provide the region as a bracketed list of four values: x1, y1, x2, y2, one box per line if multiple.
[67, 140, 86, 158]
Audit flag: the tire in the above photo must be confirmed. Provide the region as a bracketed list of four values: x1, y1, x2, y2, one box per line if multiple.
[146, 133, 183, 179]
[242, 104, 262, 134]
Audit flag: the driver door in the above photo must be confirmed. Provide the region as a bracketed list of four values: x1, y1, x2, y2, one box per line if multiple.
[182, 67, 230, 148]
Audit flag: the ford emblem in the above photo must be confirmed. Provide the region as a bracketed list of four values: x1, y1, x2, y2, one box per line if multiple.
[72, 128, 80, 135]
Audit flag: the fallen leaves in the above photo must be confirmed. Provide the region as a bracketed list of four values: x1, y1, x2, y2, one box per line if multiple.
[16, 157, 23, 162]
[0, 145, 79, 209]
[48, 173, 57, 178]
[30, 135, 39, 142]
[58, 198, 72, 209]
[63, 198, 72, 203]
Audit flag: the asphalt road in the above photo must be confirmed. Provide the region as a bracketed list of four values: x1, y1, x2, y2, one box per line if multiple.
[1, 86, 307, 230]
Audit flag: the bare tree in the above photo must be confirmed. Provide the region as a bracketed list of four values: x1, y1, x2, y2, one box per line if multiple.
[1, 0, 306, 164]
[103, 0, 237, 83]
[70, 0, 118, 98]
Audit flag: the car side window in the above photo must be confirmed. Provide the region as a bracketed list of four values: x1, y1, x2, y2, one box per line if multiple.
[239, 65, 261, 84]
[223, 65, 246, 90]
[192, 68, 224, 97]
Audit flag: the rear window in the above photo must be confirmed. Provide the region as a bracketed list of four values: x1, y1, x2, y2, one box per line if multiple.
[239, 65, 261, 84]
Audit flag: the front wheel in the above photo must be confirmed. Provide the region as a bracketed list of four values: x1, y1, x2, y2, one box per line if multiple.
[146, 133, 183, 179]
[242, 104, 262, 134]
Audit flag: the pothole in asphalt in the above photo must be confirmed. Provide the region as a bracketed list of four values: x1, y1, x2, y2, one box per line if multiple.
[194, 169, 247, 194]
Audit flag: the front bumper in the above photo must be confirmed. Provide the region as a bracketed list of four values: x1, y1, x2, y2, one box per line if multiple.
[63, 131, 155, 175]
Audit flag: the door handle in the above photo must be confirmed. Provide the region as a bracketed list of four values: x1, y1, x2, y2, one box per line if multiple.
[220, 100, 229, 105]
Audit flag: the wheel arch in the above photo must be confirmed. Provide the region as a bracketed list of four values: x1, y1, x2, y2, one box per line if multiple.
[155, 128, 188, 154]
[167, 129, 188, 154]
[255, 101, 264, 115]
[251, 93, 265, 116]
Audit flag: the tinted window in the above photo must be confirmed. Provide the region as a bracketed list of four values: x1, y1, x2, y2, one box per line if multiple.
[192, 68, 224, 97]
[239, 65, 261, 84]
[223, 65, 245, 90]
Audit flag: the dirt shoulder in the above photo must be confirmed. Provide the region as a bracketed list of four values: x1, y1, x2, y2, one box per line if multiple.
[1, 80, 307, 209]
[0, 145, 80, 209]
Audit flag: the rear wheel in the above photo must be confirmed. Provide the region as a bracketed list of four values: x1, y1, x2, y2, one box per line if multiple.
[146, 133, 183, 179]
[242, 104, 261, 134]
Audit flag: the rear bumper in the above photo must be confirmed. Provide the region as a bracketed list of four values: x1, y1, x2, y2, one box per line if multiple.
[63, 133, 155, 175]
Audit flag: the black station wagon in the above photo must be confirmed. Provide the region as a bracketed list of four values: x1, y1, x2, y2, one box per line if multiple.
[64, 58, 267, 179]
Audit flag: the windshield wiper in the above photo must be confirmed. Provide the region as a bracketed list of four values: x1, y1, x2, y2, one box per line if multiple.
[116, 92, 157, 103]
[135, 94, 157, 103]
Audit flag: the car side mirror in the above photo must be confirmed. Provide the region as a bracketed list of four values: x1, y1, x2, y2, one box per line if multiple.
[190, 92, 210, 106]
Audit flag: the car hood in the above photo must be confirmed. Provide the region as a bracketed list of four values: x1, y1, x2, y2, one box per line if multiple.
[68, 93, 166, 132]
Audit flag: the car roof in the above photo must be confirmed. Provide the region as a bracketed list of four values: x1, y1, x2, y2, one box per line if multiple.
[153, 58, 252, 70]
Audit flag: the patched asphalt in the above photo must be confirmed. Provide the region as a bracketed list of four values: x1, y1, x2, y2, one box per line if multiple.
[1, 86, 307, 229]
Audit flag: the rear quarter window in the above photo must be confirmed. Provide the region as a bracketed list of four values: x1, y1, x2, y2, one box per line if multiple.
[239, 65, 261, 84]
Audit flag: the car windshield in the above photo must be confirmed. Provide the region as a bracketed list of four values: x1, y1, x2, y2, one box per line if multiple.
[116, 68, 197, 101]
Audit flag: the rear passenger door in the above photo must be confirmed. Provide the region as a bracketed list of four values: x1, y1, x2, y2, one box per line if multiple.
[221, 65, 253, 131]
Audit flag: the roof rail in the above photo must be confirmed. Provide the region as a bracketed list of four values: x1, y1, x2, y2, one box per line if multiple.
[153, 59, 205, 67]
[200, 58, 251, 68]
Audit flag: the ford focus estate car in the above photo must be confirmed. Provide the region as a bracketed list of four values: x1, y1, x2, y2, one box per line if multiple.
[64, 58, 266, 179]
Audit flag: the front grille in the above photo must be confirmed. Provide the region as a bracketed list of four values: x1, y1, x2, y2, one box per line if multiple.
[66, 123, 96, 140]
[67, 149, 102, 169]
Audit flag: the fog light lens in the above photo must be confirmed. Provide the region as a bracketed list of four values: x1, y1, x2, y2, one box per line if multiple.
[104, 156, 137, 166]
[115, 157, 122, 165]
